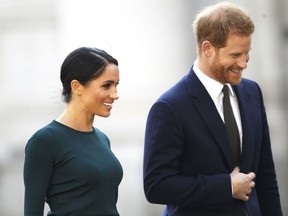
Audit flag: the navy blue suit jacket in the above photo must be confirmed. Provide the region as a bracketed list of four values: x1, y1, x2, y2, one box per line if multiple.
[143, 67, 282, 216]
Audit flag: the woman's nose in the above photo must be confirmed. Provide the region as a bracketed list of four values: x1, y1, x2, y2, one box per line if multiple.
[110, 91, 119, 100]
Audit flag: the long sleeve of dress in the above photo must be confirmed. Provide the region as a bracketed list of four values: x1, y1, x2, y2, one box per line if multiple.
[24, 135, 54, 216]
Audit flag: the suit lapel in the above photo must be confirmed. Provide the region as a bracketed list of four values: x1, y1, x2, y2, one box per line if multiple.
[186, 70, 233, 170]
[234, 85, 255, 172]
[186, 68, 256, 172]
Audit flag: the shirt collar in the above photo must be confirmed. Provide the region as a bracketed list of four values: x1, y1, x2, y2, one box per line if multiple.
[193, 60, 235, 100]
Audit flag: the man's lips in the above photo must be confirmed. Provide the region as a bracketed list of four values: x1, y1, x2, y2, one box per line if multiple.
[230, 68, 242, 73]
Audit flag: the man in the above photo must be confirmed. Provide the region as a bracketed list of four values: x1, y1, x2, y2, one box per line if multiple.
[143, 2, 282, 216]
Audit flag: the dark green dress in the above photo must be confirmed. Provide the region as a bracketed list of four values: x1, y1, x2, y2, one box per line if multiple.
[24, 120, 123, 216]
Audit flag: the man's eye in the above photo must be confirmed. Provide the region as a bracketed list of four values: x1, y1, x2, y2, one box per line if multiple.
[231, 54, 240, 58]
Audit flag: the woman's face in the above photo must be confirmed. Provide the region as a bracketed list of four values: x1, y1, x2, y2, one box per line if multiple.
[79, 63, 120, 118]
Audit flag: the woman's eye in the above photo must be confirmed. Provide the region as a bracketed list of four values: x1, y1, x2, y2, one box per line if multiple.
[102, 81, 118, 90]
[103, 84, 111, 89]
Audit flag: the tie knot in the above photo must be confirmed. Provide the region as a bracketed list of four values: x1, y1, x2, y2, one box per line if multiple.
[222, 85, 230, 97]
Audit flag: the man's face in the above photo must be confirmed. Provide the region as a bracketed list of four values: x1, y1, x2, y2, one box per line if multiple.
[209, 34, 252, 85]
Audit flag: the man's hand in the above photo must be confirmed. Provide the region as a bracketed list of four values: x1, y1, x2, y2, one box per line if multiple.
[230, 167, 256, 201]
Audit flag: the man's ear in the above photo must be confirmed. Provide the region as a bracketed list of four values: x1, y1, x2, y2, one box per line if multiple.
[201, 40, 215, 57]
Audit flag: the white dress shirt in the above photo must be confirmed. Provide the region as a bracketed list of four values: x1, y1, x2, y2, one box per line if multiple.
[193, 62, 243, 149]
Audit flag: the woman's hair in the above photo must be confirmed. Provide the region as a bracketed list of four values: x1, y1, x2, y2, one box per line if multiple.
[60, 47, 118, 103]
[193, 2, 255, 53]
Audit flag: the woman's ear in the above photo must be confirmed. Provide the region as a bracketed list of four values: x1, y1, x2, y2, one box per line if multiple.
[71, 80, 82, 96]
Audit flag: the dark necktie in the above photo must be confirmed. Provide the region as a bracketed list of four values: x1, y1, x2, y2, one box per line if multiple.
[222, 85, 241, 166]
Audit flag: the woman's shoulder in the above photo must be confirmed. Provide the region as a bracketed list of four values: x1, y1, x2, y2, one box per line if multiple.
[30, 120, 62, 140]
[93, 127, 110, 147]
[26, 120, 66, 149]
[25, 121, 61, 154]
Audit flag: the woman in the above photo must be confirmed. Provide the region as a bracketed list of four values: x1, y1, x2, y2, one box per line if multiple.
[24, 47, 123, 216]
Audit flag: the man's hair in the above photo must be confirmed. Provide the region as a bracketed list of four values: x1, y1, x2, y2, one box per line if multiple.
[193, 2, 255, 53]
